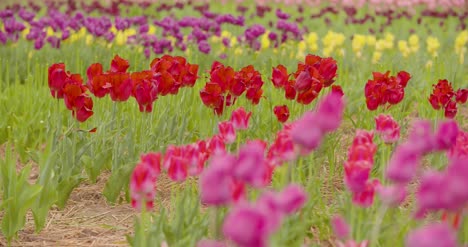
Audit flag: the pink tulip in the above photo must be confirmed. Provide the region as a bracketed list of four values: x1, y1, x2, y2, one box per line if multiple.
[386, 143, 422, 184]
[230, 107, 252, 130]
[276, 184, 308, 214]
[331, 215, 350, 240]
[434, 120, 459, 151]
[315, 90, 345, 132]
[234, 141, 268, 187]
[140, 152, 161, 178]
[352, 179, 380, 208]
[218, 121, 236, 144]
[376, 183, 407, 207]
[406, 223, 458, 247]
[223, 204, 269, 247]
[375, 114, 400, 144]
[448, 131, 468, 159]
[199, 153, 236, 206]
[130, 162, 156, 210]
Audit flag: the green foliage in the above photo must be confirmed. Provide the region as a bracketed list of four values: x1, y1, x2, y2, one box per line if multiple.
[0, 145, 42, 243]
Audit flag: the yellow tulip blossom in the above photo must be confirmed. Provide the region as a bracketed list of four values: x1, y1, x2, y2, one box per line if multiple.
[372, 51, 382, 64]
[322, 31, 345, 57]
[46, 27, 54, 36]
[261, 33, 270, 50]
[366, 35, 376, 47]
[352, 34, 366, 53]
[221, 30, 232, 38]
[455, 30, 468, 64]
[115, 31, 127, 46]
[408, 34, 419, 52]
[86, 34, 93, 46]
[148, 25, 157, 35]
[426, 36, 440, 57]
[210, 36, 220, 43]
[398, 40, 411, 58]
[306, 32, 318, 51]
[230, 37, 237, 47]
[375, 39, 387, 52]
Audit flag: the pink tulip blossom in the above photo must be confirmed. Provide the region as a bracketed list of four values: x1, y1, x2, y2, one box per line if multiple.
[375, 114, 400, 144]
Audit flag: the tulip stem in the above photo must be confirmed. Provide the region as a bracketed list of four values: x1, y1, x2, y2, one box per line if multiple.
[370, 204, 388, 246]
[286, 161, 293, 184]
[212, 207, 221, 240]
[139, 200, 148, 247]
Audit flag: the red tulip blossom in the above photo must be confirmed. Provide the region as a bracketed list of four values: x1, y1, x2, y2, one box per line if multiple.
[200, 62, 264, 115]
[87, 55, 132, 100]
[61, 74, 94, 122]
[86, 63, 110, 98]
[364, 71, 411, 110]
[273, 105, 290, 123]
[271, 64, 289, 88]
[428, 79, 467, 118]
[110, 54, 130, 73]
[150, 55, 199, 91]
[271, 54, 338, 105]
[48, 63, 69, 98]
[48, 63, 94, 122]
[331, 85, 344, 97]
[236, 65, 264, 105]
[131, 71, 158, 112]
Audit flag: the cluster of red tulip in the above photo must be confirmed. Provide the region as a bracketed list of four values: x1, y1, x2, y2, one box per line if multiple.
[364, 70, 411, 110]
[48, 55, 199, 122]
[200, 62, 264, 115]
[428, 79, 467, 118]
[87, 55, 199, 113]
[271, 54, 340, 105]
[48, 64, 94, 122]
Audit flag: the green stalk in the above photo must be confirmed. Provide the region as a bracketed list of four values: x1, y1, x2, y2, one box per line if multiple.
[369, 205, 389, 246]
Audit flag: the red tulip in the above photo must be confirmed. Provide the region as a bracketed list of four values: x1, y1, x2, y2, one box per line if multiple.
[110, 54, 130, 73]
[48, 63, 69, 98]
[271, 64, 289, 88]
[273, 105, 290, 123]
[364, 70, 411, 111]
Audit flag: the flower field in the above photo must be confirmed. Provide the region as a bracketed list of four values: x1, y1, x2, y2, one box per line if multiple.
[0, 0, 467, 246]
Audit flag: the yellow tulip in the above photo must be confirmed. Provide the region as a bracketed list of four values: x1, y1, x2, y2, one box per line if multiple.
[426, 36, 440, 57]
[372, 51, 382, 64]
[409, 34, 419, 52]
[148, 25, 156, 35]
[398, 40, 411, 58]
[230, 37, 237, 47]
[375, 39, 387, 52]
[366, 35, 376, 46]
[86, 35, 93, 46]
[221, 30, 232, 38]
[115, 32, 127, 46]
[298, 40, 306, 52]
[455, 30, 468, 55]
[261, 33, 270, 50]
